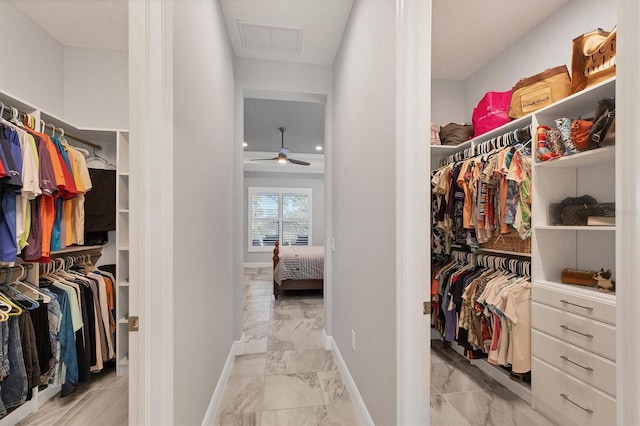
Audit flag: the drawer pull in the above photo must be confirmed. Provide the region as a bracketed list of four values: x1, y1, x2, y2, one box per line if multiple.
[560, 325, 593, 338]
[560, 299, 593, 311]
[560, 355, 594, 372]
[560, 393, 594, 414]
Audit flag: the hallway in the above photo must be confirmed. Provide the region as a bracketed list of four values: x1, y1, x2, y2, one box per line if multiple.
[213, 267, 361, 425]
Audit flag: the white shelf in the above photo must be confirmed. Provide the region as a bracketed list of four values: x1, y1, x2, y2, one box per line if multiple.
[119, 172, 130, 177]
[119, 317, 129, 324]
[534, 146, 615, 169]
[118, 280, 130, 287]
[118, 246, 129, 251]
[535, 225, 615, 232]
[118, 357, 129, 366]
[119, 209, 129, 213]
[475, 248, 532, 257]
[50, 245, 105, 255]
[431, 141, 472, 152]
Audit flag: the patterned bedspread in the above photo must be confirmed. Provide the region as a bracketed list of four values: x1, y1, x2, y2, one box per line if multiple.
[274, 245, 324, 285]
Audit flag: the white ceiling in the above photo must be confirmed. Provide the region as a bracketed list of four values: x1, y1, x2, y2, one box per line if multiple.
[11, 0, 128, 52]
[8, 0, 570, 78]
[220, 0, 354, 66]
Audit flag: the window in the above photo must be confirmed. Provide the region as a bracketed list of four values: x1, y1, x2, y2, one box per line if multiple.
[248, 187, 312, 252]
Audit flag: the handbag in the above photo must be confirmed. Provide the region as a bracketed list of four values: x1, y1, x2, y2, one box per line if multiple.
[430, 122, 441, 145]
[508, 65, 571, 119]
[589, 98, 615, 147]
[439, 123, 473, 146]
[562, 202, 615, 226]
[570, 119, 593, 151]
[570, 27, 616, 94]
[472, 91, 512, 137]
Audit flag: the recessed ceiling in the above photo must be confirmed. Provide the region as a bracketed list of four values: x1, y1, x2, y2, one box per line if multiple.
[221, 0, 354, 66]
[244, 98, 325, 154]
[432, 0, 568, 80]
[11, 0, 128, 52]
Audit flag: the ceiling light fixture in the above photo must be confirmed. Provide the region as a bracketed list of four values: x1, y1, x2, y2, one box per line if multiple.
[315, 145, 323, 151]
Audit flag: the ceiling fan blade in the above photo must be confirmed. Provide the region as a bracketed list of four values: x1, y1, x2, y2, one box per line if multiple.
[288, 158, 311, 166]
[250, 157, 278, 161]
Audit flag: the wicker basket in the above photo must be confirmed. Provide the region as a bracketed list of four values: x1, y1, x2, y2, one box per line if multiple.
[480, 232, 531, 254]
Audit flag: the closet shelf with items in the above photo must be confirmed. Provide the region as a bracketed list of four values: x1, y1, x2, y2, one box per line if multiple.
[0, 89, 130, 423]
[431, 69, 617, 421]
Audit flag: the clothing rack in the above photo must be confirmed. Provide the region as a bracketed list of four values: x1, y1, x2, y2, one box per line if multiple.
[0, 101, 102, 151]
[439, 125, 533, 167]
[0, 263, 35, 283]
[450, 249, 531, 276]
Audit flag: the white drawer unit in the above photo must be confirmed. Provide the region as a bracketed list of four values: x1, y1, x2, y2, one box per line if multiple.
[531, 329, 616, 397]
[532, 302, 616, 361]
[532, 357, 616, 426]
[532, 282, 616, 326]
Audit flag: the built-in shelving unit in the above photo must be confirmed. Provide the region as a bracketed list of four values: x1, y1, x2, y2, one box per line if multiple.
[116, 131, 130, 377]
[430, 78, 618, 421]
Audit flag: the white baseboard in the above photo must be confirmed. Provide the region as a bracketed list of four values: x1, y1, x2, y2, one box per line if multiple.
[322, 329, 331, 350]
[243, 262, 272, 268]
[326, 334, 374, 426]
[201, 339, 244, 425]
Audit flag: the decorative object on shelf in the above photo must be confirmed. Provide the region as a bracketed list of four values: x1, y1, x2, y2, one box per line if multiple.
[480, 232, 531, 254]
[508, 65, 571, 119]
[471, 90, 511, 137]
[589, 97, 615, 147]
[561, 268, 598, 287]
[593, 269, 615, 292]
[431, 122, 441, 145]
[545, 128, 565, 157]
[438, 122, 473, 146]
[570, 118, 593, 151]
[570, 26, 616, 94]
[555, 117, 577, 155]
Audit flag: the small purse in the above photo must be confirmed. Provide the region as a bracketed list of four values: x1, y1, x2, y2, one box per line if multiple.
[570, 119, 593, 151]
[439, 123, 474, 146]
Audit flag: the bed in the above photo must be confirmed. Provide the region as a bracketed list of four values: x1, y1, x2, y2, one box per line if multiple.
[272, 241, 324, 299]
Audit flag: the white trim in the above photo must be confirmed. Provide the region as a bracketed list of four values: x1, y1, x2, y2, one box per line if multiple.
[129, 0, 175, 424]
[243, 262, 272, 268]
[201, 339, 245, 426]
[395, 0, 431, 425]
[616, 3, 640, 424]
[326, 335, 374, 426]
[322, 328, 331, 350]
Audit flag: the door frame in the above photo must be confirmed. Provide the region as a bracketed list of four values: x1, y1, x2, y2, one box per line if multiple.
[395, 0, 431, 424]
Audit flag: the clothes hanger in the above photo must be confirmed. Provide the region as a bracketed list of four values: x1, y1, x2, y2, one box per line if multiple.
[11, 265, 51, 303]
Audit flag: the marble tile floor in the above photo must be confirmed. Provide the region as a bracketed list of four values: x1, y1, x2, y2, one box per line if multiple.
[430, 341, 553, 426]
[15, 368, 128, 426]
[214, 267, 361, 426]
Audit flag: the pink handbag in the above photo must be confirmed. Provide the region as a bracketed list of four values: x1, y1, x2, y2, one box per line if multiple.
[472, 91, 512, 137]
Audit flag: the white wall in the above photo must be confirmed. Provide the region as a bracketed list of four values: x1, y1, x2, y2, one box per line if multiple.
[172, 0, 235, 424]
[244, 171, 325, 264]
[431, 78, 467, 126]
[0, 1, 65, 116]
[332, 0, 396, 424]
[64, 47, 129, 129]
[465, 0, 616, 116]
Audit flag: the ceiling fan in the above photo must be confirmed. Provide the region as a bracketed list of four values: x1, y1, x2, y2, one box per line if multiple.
[251, 127, 310, 166]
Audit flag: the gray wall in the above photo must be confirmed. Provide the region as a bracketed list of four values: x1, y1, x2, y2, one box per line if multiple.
[332, 1, 396, 424]
[172, 1, 235, 423]
[244, 171, 325, 264]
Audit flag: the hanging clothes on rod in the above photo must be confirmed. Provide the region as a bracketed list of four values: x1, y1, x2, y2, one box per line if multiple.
[432, 125, 533, 256]
[431, 250, 532, 380]
[0, 102, 95, 265]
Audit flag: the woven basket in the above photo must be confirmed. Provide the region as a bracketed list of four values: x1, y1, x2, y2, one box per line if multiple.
[480, 232, 531, 254]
